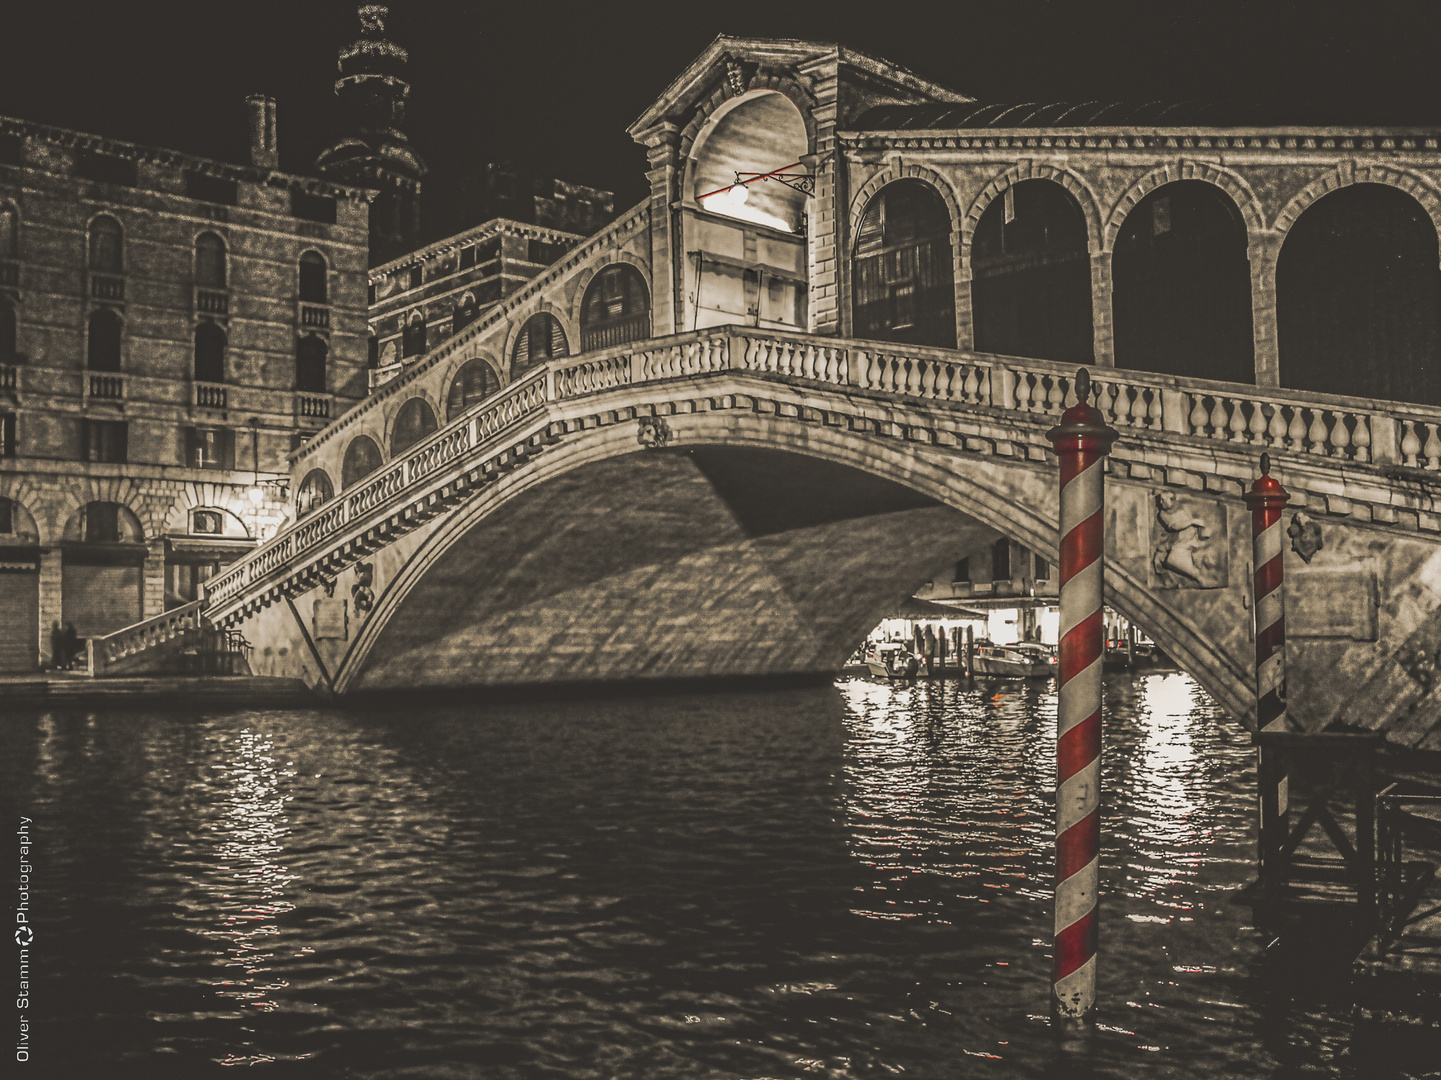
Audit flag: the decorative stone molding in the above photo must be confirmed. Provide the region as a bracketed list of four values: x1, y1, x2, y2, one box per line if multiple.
[1103, 160, 1265, 251]
[962, 162, 1105, 256]
[1271, 161, 1441, 242]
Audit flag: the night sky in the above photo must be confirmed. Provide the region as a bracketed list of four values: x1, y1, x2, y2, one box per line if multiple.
[4, 0, 1440, 240]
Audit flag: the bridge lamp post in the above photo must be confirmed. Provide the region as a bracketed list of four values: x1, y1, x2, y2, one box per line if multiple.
[1046, 368, 1117, 1024]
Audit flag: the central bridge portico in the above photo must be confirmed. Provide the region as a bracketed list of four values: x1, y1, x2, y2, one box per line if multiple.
[199, 325, 1441, 748]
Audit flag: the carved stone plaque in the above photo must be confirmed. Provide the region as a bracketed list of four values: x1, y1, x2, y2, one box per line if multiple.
[1150, 491, 1228, 589]
[313, 597, 349, 640]
[1288, 569, 1378, 641]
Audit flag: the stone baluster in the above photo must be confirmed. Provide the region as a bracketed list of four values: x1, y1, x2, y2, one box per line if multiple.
[920, 359, 937, 399]
[961, 366, 980, 405]
[1328, 413, 1351, 458]
[1423, 421, 1441, 469]
[1014, 371, 1034, 414]
[1306, 409, 1329, 455]
[1046, 374, 1066, 414]
[1351, 414, 1371, 462]
[1206, 396, 1227, 440]
[1188, 394, 1208, 436]
[1285, 406, 1306, 450]
[1401, 419, 1424, 467]
[1248, 400, 1268, 444]
[902, 358, 920, 396]
[1228, 397, 1249, 442]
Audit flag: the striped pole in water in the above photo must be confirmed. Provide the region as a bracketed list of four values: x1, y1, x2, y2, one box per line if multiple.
[1246, 453, 1291, 883]
[1046, 368, 1117, 1022]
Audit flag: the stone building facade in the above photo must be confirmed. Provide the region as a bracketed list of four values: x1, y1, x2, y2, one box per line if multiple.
[0, 108, 371, 670]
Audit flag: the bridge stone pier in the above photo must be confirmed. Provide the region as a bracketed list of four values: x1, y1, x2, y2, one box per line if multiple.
[199, 328, 1441, 748]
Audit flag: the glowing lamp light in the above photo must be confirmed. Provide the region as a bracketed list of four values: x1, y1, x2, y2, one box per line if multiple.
[247, 485, 265, 507]
[727, 183, 749, 205]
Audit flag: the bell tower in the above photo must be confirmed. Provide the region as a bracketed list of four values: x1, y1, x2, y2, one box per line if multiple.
[316, 4, 427, 264]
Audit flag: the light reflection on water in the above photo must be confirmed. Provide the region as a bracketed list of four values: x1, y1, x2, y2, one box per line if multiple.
[1, 675, 1432, 1078]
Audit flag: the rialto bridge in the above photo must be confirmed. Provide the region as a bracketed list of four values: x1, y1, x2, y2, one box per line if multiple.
[97, 36, 1441, 751]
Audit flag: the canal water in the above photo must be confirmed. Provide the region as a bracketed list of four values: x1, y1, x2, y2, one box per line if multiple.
[2, 673, 1432, 1077]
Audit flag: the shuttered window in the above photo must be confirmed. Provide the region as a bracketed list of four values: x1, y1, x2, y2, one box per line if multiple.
[512, 312, 568, 373]
[580, 265, 650, 352]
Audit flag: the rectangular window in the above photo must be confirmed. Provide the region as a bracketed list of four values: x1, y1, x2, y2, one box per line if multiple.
[76, 152, 137, 187]
[0, 135, 21, 167]
[459, 246, 476, 270]
[289, 190, 336, 224]
[408, 265, 422, 290]
[0, 411, 13, 457]
[186, 171, 238, 206]
[84, 501, 120, 543]
[1034, 553, 1050, 580]
[992, 537, 1011, 581]
[476, 239, 500, 265]
[527, 239, 567, 266]
[82, 419, 127, 464]
[185, 427, 235, 470]
[952, 557, 969, 584]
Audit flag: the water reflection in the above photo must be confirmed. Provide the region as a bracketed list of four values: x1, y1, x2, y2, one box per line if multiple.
[0, 676, 1432, 1078]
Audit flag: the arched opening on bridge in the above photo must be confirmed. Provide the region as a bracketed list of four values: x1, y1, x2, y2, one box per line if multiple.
[686, 89, 810, 331]
[446, 358, 500, 420]
[1113, 181, 1254, 384]
[342, 434, 384, 489]
[60, 500, 146, 640]
[296, 468, 333, 517]
[390, 397, 438, 456]
[852, 179, 956, 349]
[971, 179, 1093, 363]
[580, 265, 650, 352]
[511, 312, 567, 377]
[1277, 183, 1441, 405]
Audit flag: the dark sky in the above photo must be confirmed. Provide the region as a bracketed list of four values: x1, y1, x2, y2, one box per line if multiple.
[4, 0, 1440, 237]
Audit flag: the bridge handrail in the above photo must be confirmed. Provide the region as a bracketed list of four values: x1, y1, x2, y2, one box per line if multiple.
[206, 326, 1441, 614]
[86, 598, 205, 675]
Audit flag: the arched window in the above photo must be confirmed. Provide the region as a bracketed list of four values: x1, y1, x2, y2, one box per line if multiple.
[0, 300, 15, 360]
[1278, 183, 1441, 406]
[89, 215, 123, 274]
[971, 180, 1092, 363]
[298, 251, 327, 303]
[580, 265, 650, 351]
[296, 469, 333, 517]
[402, 313, 427, 358]
[390, 397, 437, 456]
[195, 232, 226, 289]
[1112, 181, 1254, 383]
[194, 321, 225, 383]
[367, 335, 379, 369]
[87, 308, 122, 371]
[0, 203, 17, 259]
[511, 312, 567, 374]
[445, 358, 500, 420]
[453, 293, 479, 334]
[295, 333, 327, 392]
[852, 180, 956, 348]
[342, 435, 384, 489]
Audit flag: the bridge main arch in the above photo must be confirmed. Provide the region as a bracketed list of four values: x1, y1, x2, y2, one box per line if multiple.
[322, 408, 1252, 720]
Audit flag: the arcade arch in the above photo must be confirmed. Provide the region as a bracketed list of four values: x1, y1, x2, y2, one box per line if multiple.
[445, 357, 501, 420]
[852, 178, 956, 348]
[1277, 183, 1441, 406]
[580, 264, 650, 352]
[1112, 181, 1254, 384]
[60, 500, 146, 639]
[970, 178, 1093, 363]
[390, 397, 438, 456]
[342, 435, 384, 489]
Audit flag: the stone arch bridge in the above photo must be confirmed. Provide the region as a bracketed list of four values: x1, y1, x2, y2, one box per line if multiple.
[183, 327, 1441, 747]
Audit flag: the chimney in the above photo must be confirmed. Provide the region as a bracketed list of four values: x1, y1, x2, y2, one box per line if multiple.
[245, 94, 278, 170]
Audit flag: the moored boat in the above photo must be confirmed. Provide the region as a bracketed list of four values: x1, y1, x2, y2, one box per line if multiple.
[971, 641, 1056, 678]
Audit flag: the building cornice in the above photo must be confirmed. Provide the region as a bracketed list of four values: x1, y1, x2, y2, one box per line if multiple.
[0, 114, 377, 202]
[368, 218, 588, 279]
[840, 127, 1441, 154]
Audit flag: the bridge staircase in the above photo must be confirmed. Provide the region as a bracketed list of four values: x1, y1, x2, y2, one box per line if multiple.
[85, 599, 253, 678]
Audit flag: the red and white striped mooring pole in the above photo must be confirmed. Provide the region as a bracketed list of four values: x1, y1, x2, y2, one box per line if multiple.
[1047, 368, 1117, 1022]
[1247, 454, 1291, 879]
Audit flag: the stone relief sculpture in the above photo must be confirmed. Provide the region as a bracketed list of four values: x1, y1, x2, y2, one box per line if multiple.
[1151, 490, 1228, 589]
[1288, 511, 1323, 564]
[637, 416, 671, 449]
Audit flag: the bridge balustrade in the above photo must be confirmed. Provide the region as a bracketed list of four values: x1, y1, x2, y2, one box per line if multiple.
[202, 326, 1441, 616]
[87, 599, 204, 675]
